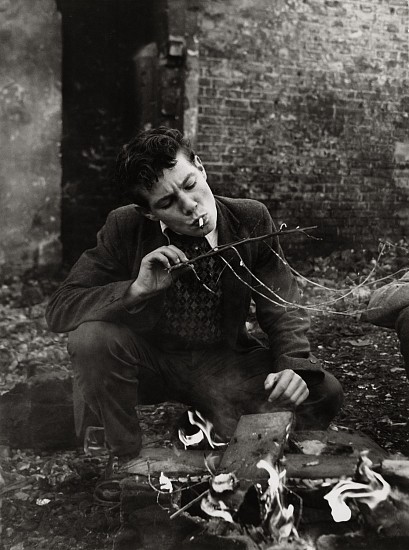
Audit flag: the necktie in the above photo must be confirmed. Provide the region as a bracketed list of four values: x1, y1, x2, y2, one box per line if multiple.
[167, 231, 213, 287]
[156, 231, 224, 348]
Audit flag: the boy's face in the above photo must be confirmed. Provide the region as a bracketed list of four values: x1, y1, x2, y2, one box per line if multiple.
[141, 151, 217, 237]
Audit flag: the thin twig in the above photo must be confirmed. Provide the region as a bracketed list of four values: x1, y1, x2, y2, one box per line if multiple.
[261, 241, 388, 308]
[259, 240, 401, 313]
[219, 253, 364, 317]
[169, 488, 209, 519]
[168, 225, 317, 272]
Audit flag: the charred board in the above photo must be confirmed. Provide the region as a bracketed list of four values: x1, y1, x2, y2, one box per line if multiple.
[217, 412, 294, 481]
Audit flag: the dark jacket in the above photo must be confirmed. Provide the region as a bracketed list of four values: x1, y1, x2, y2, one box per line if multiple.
[46, 196, 322, 375]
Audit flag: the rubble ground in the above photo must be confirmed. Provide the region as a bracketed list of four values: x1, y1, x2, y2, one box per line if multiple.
[1, 252, 408, 550]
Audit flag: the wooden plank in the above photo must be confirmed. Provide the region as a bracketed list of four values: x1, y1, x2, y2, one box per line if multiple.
[285, 454, 367, 480]
[290, 429, 388, 461]
[217, 412, 294, 480]
[118, 449, 401, 482]
[117, 422, 390, 482]
[117, 449, 359, 480]
[118, 448, 221, 477]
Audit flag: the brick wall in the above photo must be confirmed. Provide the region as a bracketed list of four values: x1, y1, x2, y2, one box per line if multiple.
[195, 0, 409, 256]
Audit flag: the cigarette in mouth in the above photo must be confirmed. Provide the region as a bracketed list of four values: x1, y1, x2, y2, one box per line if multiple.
[198, 217, 204, 228]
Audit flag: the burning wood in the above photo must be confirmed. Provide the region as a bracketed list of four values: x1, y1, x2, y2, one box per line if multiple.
[197, 472, 239, 523]
[324, 451, 391, 522]
[178, 409, 227, 450]
[257, 457, 299, 542]
[210, 472, 239, 493]
[200, 492, 235, 523]
[122, 414, 409, 547]
[196, 454, 300, 546]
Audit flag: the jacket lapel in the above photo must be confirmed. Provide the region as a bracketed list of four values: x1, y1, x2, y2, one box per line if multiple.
[215, 198, 253, 341]
[140, 221, 168, 258]
[130, 214, 167, 279]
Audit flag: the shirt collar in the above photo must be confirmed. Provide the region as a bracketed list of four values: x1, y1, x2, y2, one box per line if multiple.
[160, 221, 218, 249]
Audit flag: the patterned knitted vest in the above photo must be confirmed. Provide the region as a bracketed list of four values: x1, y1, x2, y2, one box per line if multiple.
[155, 232, 224, 349]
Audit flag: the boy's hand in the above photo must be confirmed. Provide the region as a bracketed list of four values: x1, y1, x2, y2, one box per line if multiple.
[125, 245, 189, 305]
[264, 369, 309, 408]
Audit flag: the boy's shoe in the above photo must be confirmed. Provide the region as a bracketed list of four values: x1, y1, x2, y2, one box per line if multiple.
[93, 478, 122, 506]
[94, 453, 149, 505]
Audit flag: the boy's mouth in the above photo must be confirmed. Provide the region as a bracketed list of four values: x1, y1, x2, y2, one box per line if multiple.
[191, 214, 207, 227]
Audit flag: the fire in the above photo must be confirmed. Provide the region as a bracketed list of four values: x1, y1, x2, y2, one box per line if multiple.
[257, 457, 299, 541]
[198, 455, 298, 545]
[210, 472, 238, 493]
[200, 492, 235, 522]
[159, 472, 173, 493]
[178, 409, 227, 449]
[199, 472, 238, 522]
[324, 451, 391, 523]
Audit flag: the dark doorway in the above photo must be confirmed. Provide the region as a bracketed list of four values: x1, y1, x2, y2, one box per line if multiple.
[57, 0, 164, 265]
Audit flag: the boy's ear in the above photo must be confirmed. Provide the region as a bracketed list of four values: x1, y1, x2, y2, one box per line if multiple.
[134, 204, 159, 221]
[194, 155, 207, 179]
[142, 210, 159, 221]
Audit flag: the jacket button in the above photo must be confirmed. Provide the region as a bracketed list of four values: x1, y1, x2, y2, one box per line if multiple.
[309, 357, 317, 364]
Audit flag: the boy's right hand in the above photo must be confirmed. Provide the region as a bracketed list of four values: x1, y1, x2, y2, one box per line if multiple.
[125, 245, 189, 305]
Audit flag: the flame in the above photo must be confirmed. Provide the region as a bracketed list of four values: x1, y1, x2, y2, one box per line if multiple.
[159, 472, 173, 493]
[198, 452, 298, 543]
[178, 410, 227, 449]
[177, 427, 204, 448]
[211, 472, 239, 493]
[200, 492, 234, 523]
[324, 451, 391, 523]
[257, 457, 299, 541]
[199, 473, 238, 522]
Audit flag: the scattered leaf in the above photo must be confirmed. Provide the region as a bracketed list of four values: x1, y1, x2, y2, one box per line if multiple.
[344, 338, 371, 347]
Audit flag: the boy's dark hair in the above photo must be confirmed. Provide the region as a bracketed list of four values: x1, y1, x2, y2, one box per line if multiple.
[115, 126, 195, 208]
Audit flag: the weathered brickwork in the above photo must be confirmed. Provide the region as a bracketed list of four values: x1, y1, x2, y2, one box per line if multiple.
[195, 0, 409, 256]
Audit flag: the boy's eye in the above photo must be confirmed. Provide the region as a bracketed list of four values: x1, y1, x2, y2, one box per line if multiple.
[158, 197, 173, 209]
[185, 180, 196, 190]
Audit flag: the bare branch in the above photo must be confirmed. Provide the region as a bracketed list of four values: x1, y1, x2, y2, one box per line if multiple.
[222, 246, 388, 317]
[262, 241, 388, 307]
[167, 225, 407, 317]
[169, 489, 209, 519]
[169, 225, 318, 272]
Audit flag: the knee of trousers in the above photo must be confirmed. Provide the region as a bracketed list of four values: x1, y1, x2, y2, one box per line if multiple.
[396, 306, 409, 332]
[396, 307, 409, 372]
[307, 371, 344, 420]
[318, 372, 344, 417]
[396, 307, 409, 340]
[68, 321, 136, 374]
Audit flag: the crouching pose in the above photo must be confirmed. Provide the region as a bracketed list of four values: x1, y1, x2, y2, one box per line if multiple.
[46, 127, 343, 461]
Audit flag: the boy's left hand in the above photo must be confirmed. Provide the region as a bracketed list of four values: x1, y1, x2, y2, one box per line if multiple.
[264, 369, 309, 407]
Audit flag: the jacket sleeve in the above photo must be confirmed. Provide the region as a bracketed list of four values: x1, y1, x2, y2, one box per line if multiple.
[45, 210, 157, 333]
[252, 204, 322, 377]
[364, 272, 409, 329]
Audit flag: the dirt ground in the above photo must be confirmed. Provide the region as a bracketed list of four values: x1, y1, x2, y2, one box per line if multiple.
[1, 257, 408, 550]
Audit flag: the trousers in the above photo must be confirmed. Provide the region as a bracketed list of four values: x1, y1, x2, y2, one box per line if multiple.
[396, 306, 409, 377]
[68, 321, 344, 457]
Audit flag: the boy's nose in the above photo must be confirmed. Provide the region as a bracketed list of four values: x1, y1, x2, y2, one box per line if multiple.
[180, 195, 197, 215]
